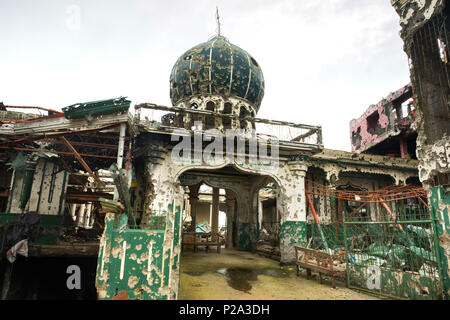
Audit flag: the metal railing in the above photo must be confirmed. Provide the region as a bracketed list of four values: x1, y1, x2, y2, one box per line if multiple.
[134, 103, 323, 149]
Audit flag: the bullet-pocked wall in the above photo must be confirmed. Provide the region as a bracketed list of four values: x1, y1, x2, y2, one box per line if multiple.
[391, 0, 450, 297]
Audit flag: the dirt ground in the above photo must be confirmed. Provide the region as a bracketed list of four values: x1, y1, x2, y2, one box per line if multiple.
[179, 248, 380, 300]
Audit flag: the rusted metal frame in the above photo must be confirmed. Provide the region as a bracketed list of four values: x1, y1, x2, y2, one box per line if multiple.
[0, 123, 121, 147]
[59, 136, 106, 187]
[0, 145, 118, 159]
[2, 105, 64, 115]
[379, 197, 403, 230]
[306, 191, 330, 253]
[1, 113, 64, 123]
[410, 188, 430, 208]
[75, 132, 130, 140]
[306, 180, 428, 202]
[346, 201, 371, 220]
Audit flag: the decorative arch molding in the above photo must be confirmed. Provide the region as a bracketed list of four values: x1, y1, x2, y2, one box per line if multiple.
[173, 159, 284, 190]
[178, 175, 245, 205]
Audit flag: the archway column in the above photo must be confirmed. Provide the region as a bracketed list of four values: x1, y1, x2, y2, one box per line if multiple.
[211, 187, 220, 234]
[279, 161, 308, 264]
[225, 197, 236, 248]
[188, 187, 199, 232]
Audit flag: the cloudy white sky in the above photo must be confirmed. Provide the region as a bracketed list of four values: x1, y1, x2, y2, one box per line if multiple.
[0, 0, 410, 151]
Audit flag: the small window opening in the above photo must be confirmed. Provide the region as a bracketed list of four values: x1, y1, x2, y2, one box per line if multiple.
[366, 112, 379, 133]
[205, 101, 215, 128]
[222, 102, 232, 128]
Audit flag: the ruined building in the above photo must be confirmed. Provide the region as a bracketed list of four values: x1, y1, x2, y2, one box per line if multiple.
[0, 12, 448, 300]
[391, 0, 450, 297]
[350, 83, 417, 159]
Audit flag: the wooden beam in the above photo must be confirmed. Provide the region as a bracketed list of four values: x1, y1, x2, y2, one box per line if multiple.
[60, 136, 106, 187]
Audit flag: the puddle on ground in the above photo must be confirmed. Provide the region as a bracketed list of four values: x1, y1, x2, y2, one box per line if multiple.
[184, 271, 206, 276]
[216, 267, 289, 293]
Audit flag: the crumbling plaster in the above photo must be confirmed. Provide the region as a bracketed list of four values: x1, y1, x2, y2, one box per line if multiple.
[308, 149, 419, 186]
[391, 0, 445, 42]
[411, 108, 450, 185]
[349, 84, 412, 153]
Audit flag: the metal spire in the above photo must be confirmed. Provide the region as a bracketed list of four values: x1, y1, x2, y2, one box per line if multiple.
[216, 6, 221, 36]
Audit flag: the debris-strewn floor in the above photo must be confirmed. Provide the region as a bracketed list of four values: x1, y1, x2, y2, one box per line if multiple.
[179, 248, 380, 300]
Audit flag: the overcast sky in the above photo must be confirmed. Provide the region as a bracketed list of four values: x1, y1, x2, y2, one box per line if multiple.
[0, 0, 410, 151]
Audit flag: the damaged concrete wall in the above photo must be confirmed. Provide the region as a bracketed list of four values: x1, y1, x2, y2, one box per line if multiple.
[277, 161, 308, 264]
[7, 158, 68, 215]
[412, 104, 450, 188]
[96, 200, 183, 300]
[390, 0, 449, 186]
[390, 0, 450, 297]
[28, 159, 68, 215]
[349, 84, 413, 154]
[391, 0, 446, 41]
[6, 169, 29, 213]
[308, 149, 419, 186]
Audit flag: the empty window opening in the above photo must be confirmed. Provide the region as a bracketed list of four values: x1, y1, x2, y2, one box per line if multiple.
[222, 103, 232, 128]
[366, 112, 379, 133]
[223, 102, 232, 114]
[205, 101, 216, 128]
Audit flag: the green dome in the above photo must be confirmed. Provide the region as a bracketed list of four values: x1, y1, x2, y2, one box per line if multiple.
[169, 35, 265, 111]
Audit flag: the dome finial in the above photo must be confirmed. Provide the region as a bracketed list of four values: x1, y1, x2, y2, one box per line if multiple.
[215, 6, 221, 36]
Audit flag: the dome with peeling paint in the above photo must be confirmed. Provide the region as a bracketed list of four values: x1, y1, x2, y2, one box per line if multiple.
[169, 35, 265, 112]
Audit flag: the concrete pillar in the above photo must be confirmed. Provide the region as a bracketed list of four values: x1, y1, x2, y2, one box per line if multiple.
[184, 192, 191, 224]
[279, 162, 308, 264]
[84, 203, 92, 228]
[225, 198, 235, 249]
[70, 204, 77, 221]
[258, 196, 263, 231]
[235, 189, 252, 251]
[189, 194, 199, 231]
[88, 205, 95, 228]
[211, 187, 219, 234]
[77, 203, 86, 227]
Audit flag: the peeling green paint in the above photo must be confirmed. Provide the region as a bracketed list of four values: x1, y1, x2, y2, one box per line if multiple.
[280, 221, 307, 246]
[430, 185, 450, 298]
[348, 264, 442, 300]
[279, 221, 307, 264]
[96, 201, 183, 300]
